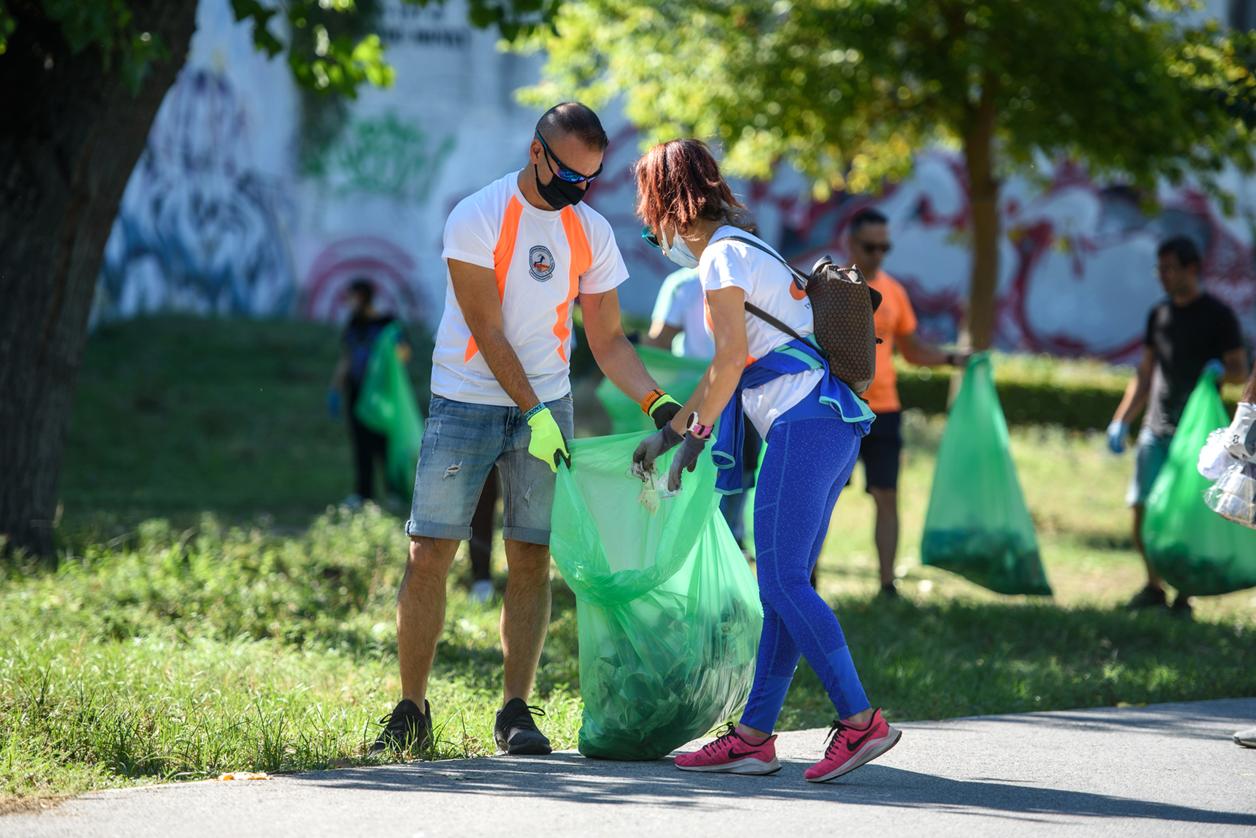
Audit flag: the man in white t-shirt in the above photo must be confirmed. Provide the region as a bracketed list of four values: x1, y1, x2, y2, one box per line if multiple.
[372, 103, 681, 758]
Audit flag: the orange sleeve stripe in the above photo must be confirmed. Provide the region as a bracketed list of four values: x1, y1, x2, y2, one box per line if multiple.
[553, 207, 592, 362]
[464, 196, 524, 363]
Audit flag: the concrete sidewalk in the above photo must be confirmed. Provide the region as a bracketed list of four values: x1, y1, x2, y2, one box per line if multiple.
[5, 698, 1254, 837]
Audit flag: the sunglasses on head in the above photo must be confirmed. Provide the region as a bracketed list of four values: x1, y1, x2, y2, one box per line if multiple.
[641, 226, 661, 249]
[535, 131, 603, 184]
[858, 240, 892, 254]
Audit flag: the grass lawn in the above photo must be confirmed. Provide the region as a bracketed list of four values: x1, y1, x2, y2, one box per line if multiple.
[3, 317, 1253, 808]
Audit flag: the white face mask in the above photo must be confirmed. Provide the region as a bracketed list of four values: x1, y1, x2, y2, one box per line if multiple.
[661, 228, 699, 269]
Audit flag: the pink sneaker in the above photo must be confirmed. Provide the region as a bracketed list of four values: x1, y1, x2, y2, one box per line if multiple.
[675, 724, 781, 775]
[804, 708, 901, 783]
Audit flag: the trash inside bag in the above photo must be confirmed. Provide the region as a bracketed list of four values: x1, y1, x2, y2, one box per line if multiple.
[550, 432, 763, 760]
[1144, 371, 1256, 593]
[596, 346, 708, 434]
[920, 354, 1052, 596]
[354, 322, 423, 496]
[1205, 461, 1256, 530]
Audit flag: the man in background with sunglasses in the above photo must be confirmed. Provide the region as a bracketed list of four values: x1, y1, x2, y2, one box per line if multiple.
[848, 208, 968, 598]
[372, 102, 681, 757]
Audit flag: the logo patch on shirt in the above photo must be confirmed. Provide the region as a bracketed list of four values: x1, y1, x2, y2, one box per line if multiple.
[529, 245, 555, 282]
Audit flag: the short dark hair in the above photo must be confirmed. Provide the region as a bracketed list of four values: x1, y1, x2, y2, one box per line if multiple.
[349, 278, 375, 303]
[850, 207, 888, 235]
[1157, 235, 1201, 270]
[536, 102, 608, 151]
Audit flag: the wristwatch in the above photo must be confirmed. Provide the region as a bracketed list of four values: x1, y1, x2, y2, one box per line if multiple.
[687, 413, 713, 440]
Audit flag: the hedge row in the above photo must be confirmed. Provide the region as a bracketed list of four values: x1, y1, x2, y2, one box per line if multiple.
[896, 359, 1241, 430]
[897, 368, 1124, 431]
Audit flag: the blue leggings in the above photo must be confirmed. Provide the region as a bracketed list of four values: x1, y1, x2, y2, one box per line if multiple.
[740, 416, 870, 732]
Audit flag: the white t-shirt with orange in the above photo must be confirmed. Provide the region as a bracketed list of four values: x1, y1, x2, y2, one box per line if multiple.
[432, 172, 629, 406]
[698, 226, 825, 438]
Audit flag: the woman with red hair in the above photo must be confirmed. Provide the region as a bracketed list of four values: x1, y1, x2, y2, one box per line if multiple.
[632, 139, 901, 782]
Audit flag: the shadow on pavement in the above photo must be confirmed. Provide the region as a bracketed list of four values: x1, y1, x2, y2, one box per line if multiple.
[910, 698, 1256, 743]
[300, 753, 1256, 828]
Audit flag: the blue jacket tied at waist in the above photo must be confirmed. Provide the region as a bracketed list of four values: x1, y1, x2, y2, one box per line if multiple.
[712, 338, 875, 495]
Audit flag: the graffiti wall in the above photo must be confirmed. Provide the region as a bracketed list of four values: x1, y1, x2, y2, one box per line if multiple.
[94, 0, 1256, 363]
[769, 154, 1256, 360]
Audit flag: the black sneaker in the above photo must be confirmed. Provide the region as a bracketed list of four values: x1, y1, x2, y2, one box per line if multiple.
[1169, 594, 1193, 620]
[370, 699, 433, 754]
[878, 582, 899, 599]
[1124, 585, 1168, 610]
[494, 698, 552, 755]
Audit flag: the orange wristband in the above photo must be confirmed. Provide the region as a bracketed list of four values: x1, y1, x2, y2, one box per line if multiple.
[640, 389, 666, 415]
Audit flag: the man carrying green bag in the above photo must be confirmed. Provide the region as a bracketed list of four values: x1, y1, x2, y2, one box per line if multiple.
[354, 320, 424, 499]
[550, 433, 762, 760]
[921, 354, 1051, 596]
[1107, 237, 1248, 615]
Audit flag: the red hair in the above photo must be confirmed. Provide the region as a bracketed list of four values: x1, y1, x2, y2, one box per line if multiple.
[634, 140, 747, 234]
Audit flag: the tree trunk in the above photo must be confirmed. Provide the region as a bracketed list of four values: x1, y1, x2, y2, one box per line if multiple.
[0, 3, 198, 556]
[962, 87, 1000, 352]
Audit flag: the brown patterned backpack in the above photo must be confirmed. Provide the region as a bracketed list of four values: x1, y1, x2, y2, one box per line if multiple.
[723, 235, 882, 394]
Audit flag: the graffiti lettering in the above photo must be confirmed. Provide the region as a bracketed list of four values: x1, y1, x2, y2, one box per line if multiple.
[302, 112, 455, 202]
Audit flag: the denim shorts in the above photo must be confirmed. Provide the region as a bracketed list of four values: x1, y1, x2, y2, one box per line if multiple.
[1126, 427, 1173, 507]
[406, 394, 574, 545]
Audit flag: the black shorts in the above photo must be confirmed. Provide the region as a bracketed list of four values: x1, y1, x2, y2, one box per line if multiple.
[858, 410, 903, 492]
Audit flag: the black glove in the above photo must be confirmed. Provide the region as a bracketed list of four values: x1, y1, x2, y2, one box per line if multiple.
[667, 432, 708, 493]
[653, 394, 683, 432]
[632, 424, 683, 477]
[650, 399, 682, 431]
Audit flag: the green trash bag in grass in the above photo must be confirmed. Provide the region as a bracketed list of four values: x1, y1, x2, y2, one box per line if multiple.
[550, 432, 762, 760]
[1143, 370, 1256, 596]
[354, 322, 423, 496]
[921, 354, 1052, 596]
[596, 345, 708, 434]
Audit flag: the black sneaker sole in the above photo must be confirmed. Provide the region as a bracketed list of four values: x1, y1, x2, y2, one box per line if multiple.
[496, 733, 553, 756]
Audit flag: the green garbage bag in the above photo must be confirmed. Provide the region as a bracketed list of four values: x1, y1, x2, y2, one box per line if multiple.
[921, 354, 1052, 596]
[596, 346, 708, 434]
[550, 432, 763, 760]
[353, 322, 423, 496]
[1143, 370, 1256, 595]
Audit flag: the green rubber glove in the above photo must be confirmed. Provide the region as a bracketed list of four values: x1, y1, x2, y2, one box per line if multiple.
[526, 406, 570, 473]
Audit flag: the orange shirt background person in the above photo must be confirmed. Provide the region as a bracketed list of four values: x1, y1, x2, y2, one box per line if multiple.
[847, 208, 969, 598]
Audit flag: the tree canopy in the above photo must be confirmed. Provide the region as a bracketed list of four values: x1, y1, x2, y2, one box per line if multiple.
[523, 0, 1255, 199]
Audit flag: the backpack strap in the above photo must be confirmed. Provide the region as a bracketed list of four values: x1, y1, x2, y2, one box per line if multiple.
[743, 301, 810, 346]
[720, 235, 809, 287]
[724, 233, 884, 313]
[718, 234, 816, 348]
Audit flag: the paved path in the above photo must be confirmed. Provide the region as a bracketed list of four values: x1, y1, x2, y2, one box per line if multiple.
[5, 698, 1254, 837]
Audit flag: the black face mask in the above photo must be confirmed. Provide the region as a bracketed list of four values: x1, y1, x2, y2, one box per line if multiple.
[534, 164, 586, 210]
